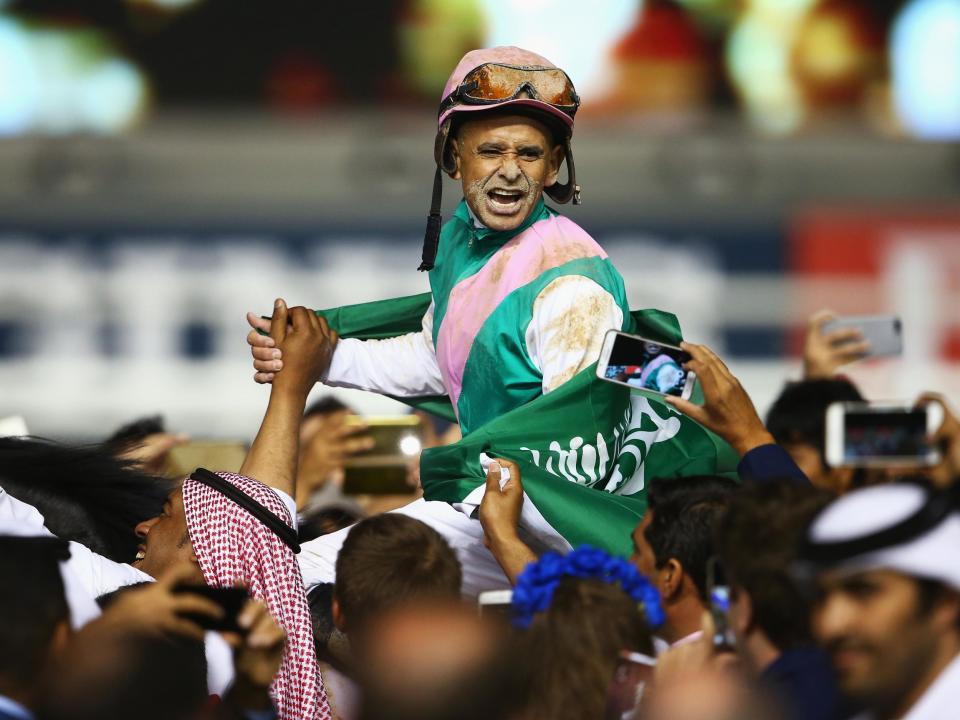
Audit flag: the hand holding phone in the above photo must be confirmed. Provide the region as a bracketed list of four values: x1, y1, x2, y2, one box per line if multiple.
[597, 331, 696, 399]
[706, 557, 736, 653]
[825, 402, 944, 468]
[173, 584, 249, 634]
[661, 342, 775, 457]
[804, 310, 873, 379]
[820, 315, 902, 361]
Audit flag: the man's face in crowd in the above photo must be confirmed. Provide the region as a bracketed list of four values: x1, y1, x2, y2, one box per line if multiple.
[451, 114, 564, 232]
[133, 487, 201, 582]
[812, 569, 951, 713]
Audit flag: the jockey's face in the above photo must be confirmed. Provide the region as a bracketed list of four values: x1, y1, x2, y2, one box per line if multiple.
[450, 114, 564, 232]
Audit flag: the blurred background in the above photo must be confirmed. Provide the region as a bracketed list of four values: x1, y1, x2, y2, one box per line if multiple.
[0, 0, 957, 441]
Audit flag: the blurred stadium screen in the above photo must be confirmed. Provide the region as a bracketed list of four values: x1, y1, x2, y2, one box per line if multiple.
[0, 0, 957, 439]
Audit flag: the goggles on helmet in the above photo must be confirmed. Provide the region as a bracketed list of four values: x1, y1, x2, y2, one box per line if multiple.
[438, 63, 580, 119]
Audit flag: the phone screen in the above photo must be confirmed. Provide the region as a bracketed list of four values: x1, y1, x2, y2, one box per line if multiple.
[843, 409, 931, 463]
[603, 334, 692, 397]
[707, 557, 735, 652]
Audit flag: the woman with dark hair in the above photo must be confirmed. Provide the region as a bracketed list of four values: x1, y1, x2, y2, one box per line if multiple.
[512, 548, 661, 720]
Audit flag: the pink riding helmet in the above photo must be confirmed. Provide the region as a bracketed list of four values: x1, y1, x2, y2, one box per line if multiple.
[418, 46, 582, 271]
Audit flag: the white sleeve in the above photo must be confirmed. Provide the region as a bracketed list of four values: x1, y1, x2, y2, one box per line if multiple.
[525, 276, 624, 394]
[0, 485, 152, 598]
[322, 301, 447, 398]
[271, 488, 298, 530]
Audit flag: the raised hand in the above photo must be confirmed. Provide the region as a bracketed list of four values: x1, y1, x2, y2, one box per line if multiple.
[247, 312, 281, 384]
[479, 458, 536, 584]
[221, 600, 286, 712]
[268, 299, 339, 399]
[665, 342, 774, 457]
[803, 310, 870, 380]
[917, 392, 960, 488]
[99, 563, 223, 641]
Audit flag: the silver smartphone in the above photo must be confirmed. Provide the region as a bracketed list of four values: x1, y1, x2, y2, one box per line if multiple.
[596, 330, 696, 400]
[825, 402, 944, 468]
[477, 589, 513, 621]
[821, 315, 903, 359]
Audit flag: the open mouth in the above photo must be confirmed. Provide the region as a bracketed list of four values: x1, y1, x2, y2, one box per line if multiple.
[486, 188, 525, 214]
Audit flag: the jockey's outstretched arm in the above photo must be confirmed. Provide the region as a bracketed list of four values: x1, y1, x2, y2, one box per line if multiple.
[247, 301, 446, 399]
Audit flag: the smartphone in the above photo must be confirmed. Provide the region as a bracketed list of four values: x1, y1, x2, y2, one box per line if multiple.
[166, 441, 249, 479]
[821, 315, 903, 359]
[596, 330, 696, 400]
[477, 589, 514, 621]
[825, 402, 944, 468]
[173, 584, 249, 634]
[343, 416, 423, 495]
[706, 556, 736, 652]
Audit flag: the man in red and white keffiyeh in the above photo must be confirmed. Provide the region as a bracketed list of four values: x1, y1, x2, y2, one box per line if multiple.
[184, 470, 330, 720]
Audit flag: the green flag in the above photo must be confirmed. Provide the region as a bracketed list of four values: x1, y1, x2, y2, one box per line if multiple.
[317, 293, 738, 558]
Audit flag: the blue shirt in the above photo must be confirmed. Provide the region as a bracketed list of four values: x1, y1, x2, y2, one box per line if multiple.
[738, 444, 810, 486]
[762, 646, 840, 720]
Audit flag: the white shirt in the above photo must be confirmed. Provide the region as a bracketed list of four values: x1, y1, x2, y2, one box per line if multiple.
[0, 483, 298, 696]
[0, 484, 298, 599]
[901, 652, 960, 720]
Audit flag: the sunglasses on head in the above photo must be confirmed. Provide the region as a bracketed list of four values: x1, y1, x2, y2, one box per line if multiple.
[439, 63, 580, 118]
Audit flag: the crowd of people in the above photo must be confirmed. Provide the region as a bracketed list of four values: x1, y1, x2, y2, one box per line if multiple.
[3, 45, 959, 720]
[1, 305, 957, 720]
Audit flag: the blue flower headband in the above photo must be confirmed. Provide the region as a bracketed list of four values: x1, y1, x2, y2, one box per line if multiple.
[511, 545, 666, 630]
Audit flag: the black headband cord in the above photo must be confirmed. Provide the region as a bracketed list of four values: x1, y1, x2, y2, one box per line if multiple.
[189, 468, 301, 554]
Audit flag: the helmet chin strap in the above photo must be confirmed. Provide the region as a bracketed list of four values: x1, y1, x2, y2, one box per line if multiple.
[418, 165, 444, 272]
[543, 136, 580, 205]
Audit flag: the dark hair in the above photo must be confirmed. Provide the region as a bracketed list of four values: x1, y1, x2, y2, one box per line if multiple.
[0, 437, 172, 563]
[717, 481, 833, 651]
[304, 395, 349, 419]
[0, 537, 69, 693]
[334, 514, 461, 635]
[298, 505, 365, 544]
[766, 379, 863, 456]
[520, 577, 655, 720]
[102, 415, 166, 454]
[645, 476, 738, 602]
[37, 632, 206, 720]
[308, 583, 336, 653]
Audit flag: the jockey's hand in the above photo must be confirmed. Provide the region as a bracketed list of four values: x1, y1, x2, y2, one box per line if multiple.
[665, 343, 774, 457]
[479, 458, 523, 549]
[247, 312, 282, 384]
[267, 299, 338, 399]
[803, 309, 870, 380]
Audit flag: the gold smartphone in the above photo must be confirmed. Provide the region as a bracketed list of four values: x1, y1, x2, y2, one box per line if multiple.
[343, 416, 423, 495]
[165, 441, 249, 478]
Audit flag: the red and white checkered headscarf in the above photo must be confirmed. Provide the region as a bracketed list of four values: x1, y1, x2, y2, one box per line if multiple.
[183, 471, 330, 720]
